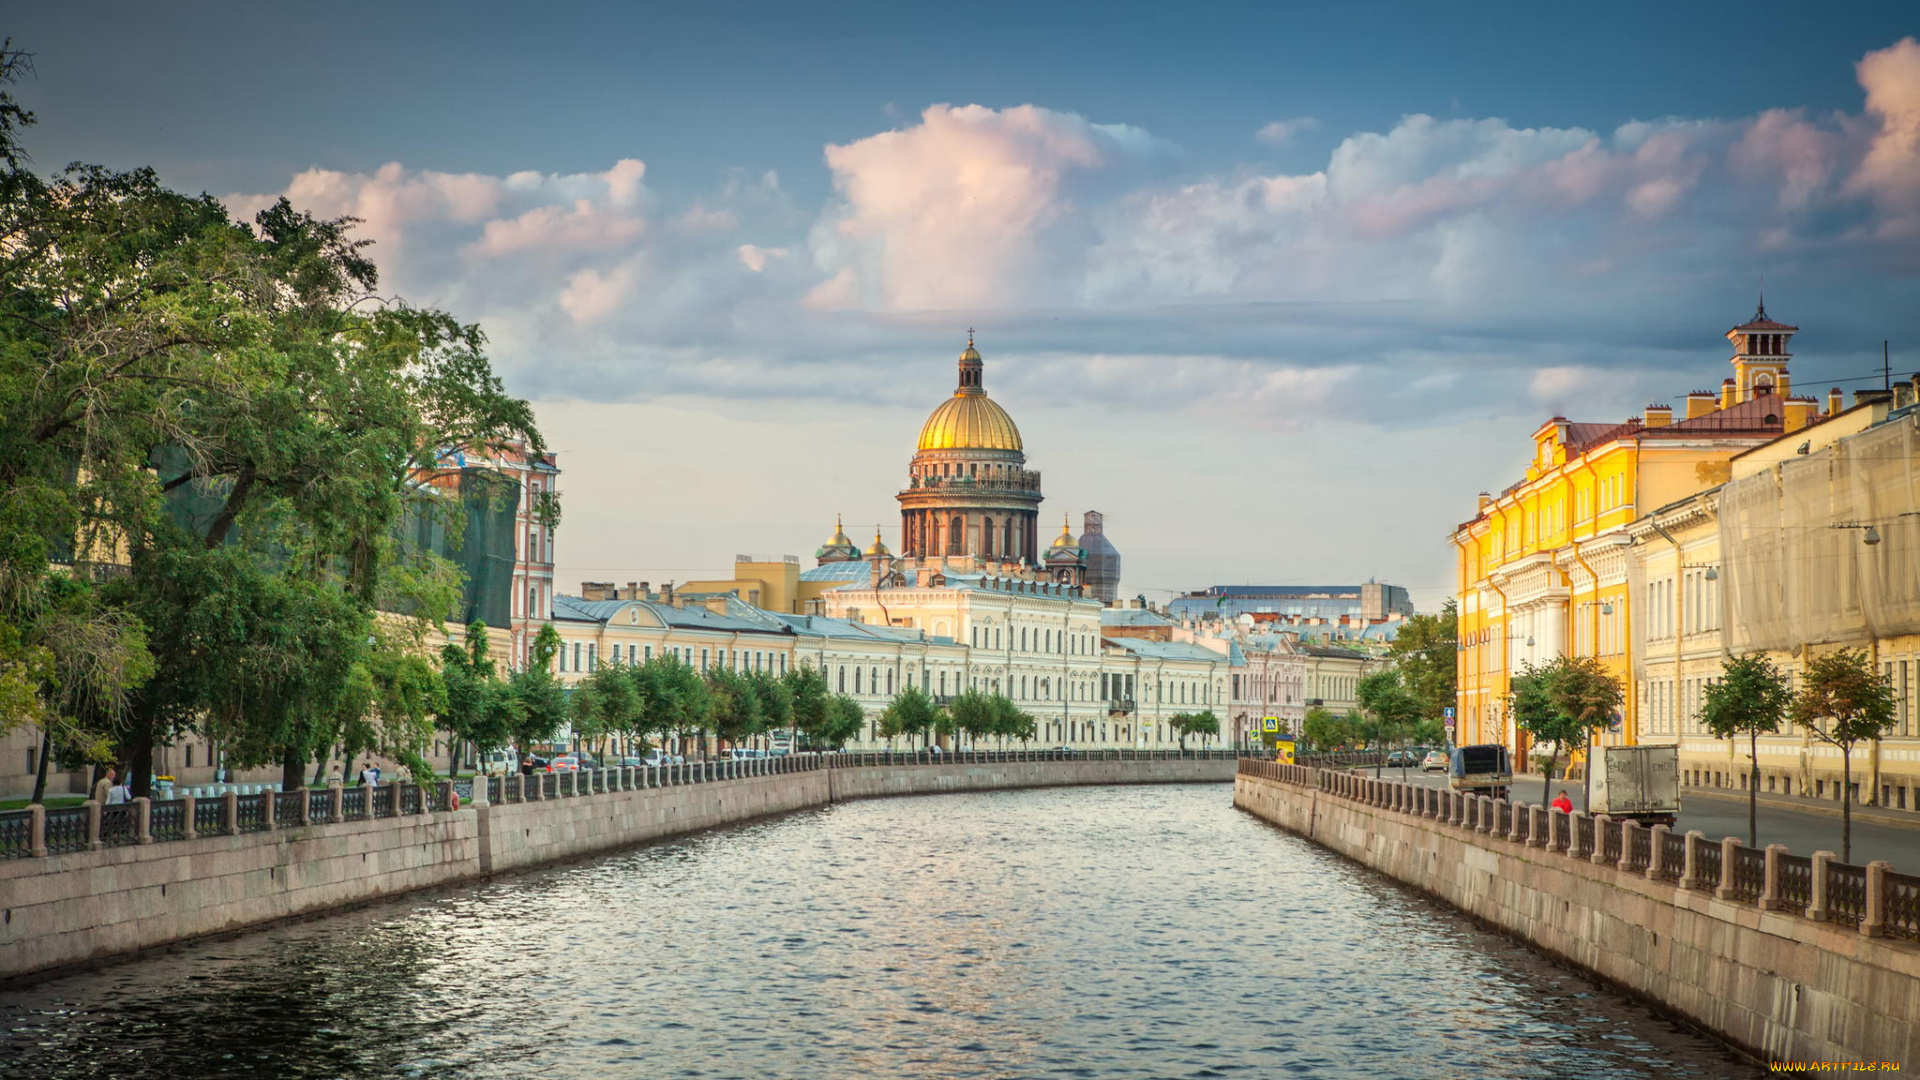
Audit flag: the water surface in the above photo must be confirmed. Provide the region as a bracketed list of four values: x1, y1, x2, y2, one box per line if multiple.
[0, 784, 1760, 1079]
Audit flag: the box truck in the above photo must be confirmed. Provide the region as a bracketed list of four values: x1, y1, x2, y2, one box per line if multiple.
[1587, 744, 1681, 826]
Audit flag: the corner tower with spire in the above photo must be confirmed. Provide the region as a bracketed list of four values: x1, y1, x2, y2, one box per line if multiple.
[897, 334, 1046, 563]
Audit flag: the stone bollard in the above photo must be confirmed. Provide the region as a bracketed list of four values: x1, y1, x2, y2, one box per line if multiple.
[1616, 819, 1638, 872]
[263, 788, 278, 831]
[1565, 811, 1588, 858]
[86, 799, 103, 850]
[1863, 861, 1891, 937]
[1592, 815, 1614, 866]
[1451, 792, 1467, 828]
[182, 794, 198, 840]
[414, 783, 429, 815]
[225, 790, 240, 835]
[329, 782, 343, 823]
[468, 776, 488, 807]
[28, 804, 47, 857]
[1646, 824, 1668, 879]
[134, 796, 152, 844]
[1715, 837, 1743, 901]
[363, 785, 376, 820]
[1808, 851, 1835, 922]
[1759, 844, 1788, 910]
[1678, 829, 1706, 891]
[1487, 798, 1505, 836]
[1528, 805, 1547, 848]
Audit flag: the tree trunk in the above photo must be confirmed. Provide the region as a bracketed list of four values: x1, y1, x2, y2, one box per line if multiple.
[129, 722, 154, 800]
[280, 745, 305, 793]
[449, 737, 461, 778]
[1748, 730, 1760, 847]
[1581, 733, 1593, 812]
[30, 728, 52, 804]
[1541, 749, 1554, 807]
[312, 750, 329, 787]
[1841, 746, 1854, 864]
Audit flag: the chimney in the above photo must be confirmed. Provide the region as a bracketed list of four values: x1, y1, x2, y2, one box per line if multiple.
[1784, 398, 1814, 433]
[1685, 391, 1716, 420]
[1827, 387, 1843, 415]
[626, 581, 639, 600]
[638, 581, 651, 599]
[1778, 371, 1792, 399]
[1854, 388, 1893, 407]
[660, 583, 675, 606]
[916, 564, 934, 587]
[581, 581, 614, 602]
[1722, 378, 1737, 410]
[1642, 404, 1672, 428]
[702, 596, 730, 615]
[1476, 491, 1492, 513]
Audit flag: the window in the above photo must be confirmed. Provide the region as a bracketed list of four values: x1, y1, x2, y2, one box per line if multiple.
[588, 644, 597, 671]
[855, 667, 862, 693]
[572, 642, 582, 671]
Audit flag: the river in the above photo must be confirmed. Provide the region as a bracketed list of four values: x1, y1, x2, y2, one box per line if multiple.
[0, 784, 1760, 1079]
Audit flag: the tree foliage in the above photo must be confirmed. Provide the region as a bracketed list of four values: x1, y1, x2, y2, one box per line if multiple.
[0, 52, 549, 795]
[1699, 653, 1791, 846]
[1386, 599, 1458, 721]
[1169, 710, 1221, 750]
[879, 684, 942, 747]
[1790, 648, 1898, 862]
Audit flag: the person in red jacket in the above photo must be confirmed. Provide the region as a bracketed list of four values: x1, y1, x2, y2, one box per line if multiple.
[1551, 790, 1575, 813]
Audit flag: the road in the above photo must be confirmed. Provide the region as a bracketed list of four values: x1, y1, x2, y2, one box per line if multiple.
[1370, 767, 1920, 869]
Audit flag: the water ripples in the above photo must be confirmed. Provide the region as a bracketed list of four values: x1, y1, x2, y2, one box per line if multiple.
[0, 785, 1760, 1079]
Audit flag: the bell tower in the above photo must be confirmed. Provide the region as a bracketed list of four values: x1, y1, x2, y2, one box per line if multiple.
[1726, 299, 1797, 404]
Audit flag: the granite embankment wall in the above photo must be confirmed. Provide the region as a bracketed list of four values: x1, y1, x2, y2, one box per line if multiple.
[1234, 763, 1920, 1069]
[0, 753, 1234, 982]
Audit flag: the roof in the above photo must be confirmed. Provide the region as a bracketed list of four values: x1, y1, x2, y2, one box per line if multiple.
[768, 613, 931, 644]
[1300, 644, 1372, 660]
[551, 594, 791, 636]
[918, 391, 1023, 452]
[800, 561, 873, 582]
[1101, 607, 1175, 627]
[1101, 637, 1226, 663]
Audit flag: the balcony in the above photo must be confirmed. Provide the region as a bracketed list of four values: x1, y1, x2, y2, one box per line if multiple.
[901, 470, 1043, 497]
[1107, 699, 1136, 716]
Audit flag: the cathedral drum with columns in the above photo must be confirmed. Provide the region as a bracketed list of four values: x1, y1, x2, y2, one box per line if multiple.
[898, 336, 1048, 566]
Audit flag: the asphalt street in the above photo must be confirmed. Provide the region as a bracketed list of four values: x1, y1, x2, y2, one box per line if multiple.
[1374, 767, 1920, 869]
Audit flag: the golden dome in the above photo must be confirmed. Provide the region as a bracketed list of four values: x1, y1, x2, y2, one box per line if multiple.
[1051, 516, 1077, 549]
[917, 393, 1023, 452]
[916, 334, 1023, 452]
[824, 514, 852, 548]
[864, 528, 892, 558]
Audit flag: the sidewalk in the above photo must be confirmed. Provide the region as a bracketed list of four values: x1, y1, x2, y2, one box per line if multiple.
[1678, 783, 1920, 831]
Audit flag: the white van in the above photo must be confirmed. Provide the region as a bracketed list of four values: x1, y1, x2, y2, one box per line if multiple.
[478, 750, 518, 776]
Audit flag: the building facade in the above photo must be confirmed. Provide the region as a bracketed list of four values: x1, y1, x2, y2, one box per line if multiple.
[1453, 303, 1834, 766]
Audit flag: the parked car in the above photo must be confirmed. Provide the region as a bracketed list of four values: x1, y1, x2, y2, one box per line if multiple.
[548, 755, 581, 773]
[726, 748, 768, 760]
[1385, 750, 1420, 769]
[1421, 750, 1449, 773]
[642, 750, 684, 768]
[618, 756, 647, 768]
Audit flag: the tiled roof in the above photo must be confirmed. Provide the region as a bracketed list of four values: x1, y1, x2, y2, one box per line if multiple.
[551, 595, 790, 635]
[1102, 637, 1226, 663]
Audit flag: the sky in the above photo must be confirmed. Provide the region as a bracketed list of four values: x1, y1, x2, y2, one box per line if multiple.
[12, 2, 1920, 611]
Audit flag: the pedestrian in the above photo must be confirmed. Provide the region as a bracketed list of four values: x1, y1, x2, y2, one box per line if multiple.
[91, 766, 117, 804]
[1552, 789, 1574, 814]
[361, 762, 381, 787]
[520, 755, 535, 777]
[107, 777, 131, 805]
[325, 765, 343, 785]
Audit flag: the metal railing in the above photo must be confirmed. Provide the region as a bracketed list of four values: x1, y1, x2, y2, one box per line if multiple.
[99, 803, 140, 847]
[236, 793, 269, 833]
[151, 798, 187, 840]
[1728, 846, 1767, 904]
[275, 790, 306, 824]
[43, 807, 89, 855]
[1776, 853, 1813, 915]
[0, 810, 33, 858]
[1234, 759, 1918, 946]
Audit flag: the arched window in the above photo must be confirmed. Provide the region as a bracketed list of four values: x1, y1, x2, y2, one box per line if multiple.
[982, 516, 995, 557]
[949, 516, 964, 555]
[1003, 520, 1013, 554]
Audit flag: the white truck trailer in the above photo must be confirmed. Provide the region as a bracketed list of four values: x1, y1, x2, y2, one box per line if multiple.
[1587, 744, 1681, 826]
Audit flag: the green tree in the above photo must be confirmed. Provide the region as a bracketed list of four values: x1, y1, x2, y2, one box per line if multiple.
[1170, 709, 1221, 751]
[1357, 669, 1422, 774]
[1510, 660, 1571, 805]
[637, 653, 710, 758]
[1387, 599, 1458, 723]
[1, 59, 549, 793]
[782, 664, 829, 751]
[747, 670, 793, 750]
[947, 689, 1003, 747]
[879, 684, 941, 748]
[1790, 648, 1898, 862]
[435, 622, 523, 775]
[1699, 653, 1792, 846]
[508, 624, 568, 755]
[1301, 705, 1345, 752]
[1549, 654, 1624, 806]
[705, 665, 765, 752]
[814, 695, 866, 750]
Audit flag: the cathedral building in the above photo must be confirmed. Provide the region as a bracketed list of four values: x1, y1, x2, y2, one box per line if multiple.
[897, 335, 1049, 567]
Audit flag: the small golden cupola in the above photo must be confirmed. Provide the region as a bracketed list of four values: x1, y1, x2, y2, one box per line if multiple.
[864, 528, 892, 559]
[814, 514, 861, 565]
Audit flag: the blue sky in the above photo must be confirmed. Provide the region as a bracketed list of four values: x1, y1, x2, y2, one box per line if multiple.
[12, 3, 1920, 609]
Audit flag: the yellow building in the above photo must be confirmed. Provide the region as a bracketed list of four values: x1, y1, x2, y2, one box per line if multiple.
[1454, 304, 1832, 766]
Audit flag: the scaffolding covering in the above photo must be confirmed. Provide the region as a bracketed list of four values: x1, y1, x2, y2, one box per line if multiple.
[1721, 416, 1920, 653]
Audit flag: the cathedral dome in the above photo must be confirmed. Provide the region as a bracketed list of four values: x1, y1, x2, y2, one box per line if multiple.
[915, 336, 1023, 451]
[917, 394, 1023, 452]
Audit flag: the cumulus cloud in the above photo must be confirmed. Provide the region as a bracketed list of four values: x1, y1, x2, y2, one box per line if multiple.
[223, 39, 1920, 434]
[807, 104, 1160, 311]
[1255, 117, 1320, 146]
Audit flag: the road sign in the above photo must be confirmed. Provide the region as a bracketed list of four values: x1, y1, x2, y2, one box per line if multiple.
[1443, 706, 1455, 719]
[1262, 717, 1280, 733]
